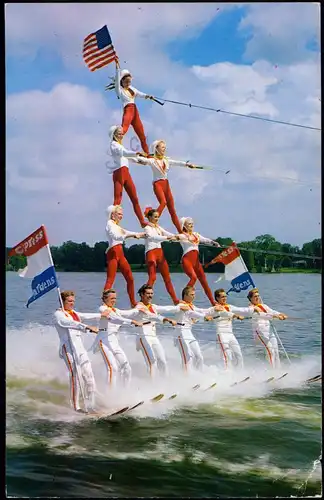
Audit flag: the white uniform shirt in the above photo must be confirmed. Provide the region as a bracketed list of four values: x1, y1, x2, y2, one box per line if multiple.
[144, 224, 174, 254]
[212, 305, 252, 336]
[115, 67, 147, 108]
[174, 302, 214, 341]
[91, 304, 140, 353]
[105, 220, 138, 250]
[135, 302, 181, 341]
[108, 140, 139, 173]
[178, 232, 215, 257]
[138, 156, 188, 182]
[98, 304, 139, 334]
[250, 303, 280, 338]
[54, 309, 101, 354]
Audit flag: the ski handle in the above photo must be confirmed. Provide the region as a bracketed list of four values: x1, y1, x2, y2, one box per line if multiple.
[150, 97, 164, 106]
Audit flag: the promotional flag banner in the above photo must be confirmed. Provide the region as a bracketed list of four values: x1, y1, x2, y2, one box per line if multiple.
[8, 225, 59, 307]
[206, 242, 255, 294]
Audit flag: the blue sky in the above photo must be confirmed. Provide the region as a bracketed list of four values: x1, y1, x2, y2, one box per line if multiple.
[167, 5, 250, 66]
[6, 3, 321, 247]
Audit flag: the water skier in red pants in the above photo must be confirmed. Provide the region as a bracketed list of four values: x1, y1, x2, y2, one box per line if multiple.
[114, 59, 153, 156]
[104, 205, 146, 307]
[144, 207, 180, 305]
[178, 217, 220, 305]
[136, 140, 197, 233]
[108, 125, 147, 227]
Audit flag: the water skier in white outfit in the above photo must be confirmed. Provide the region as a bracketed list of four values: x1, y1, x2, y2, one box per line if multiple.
[212, 288, 257, 370]
[247, 288, 288, 369]
[53, 290, 110, 413]
[91, 289, 144, 388]
[135, 284, 190, 377]
[173, 285, 219, 372]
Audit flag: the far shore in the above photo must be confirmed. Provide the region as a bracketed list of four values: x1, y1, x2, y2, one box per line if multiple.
[6, 268, 321, 274]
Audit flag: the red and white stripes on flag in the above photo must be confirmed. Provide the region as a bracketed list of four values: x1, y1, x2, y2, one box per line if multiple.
[83, 25, 117, 72]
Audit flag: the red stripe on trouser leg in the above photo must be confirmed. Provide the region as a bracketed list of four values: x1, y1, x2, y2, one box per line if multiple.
[140, 337, 152, 376]
[99, 340, 114, 385]
[63, 344, 77, 410]
[146, 249, 179, 304]
[182, 250, 215, 305]
[256, 330, 273, 367]
[153, 180, 182, 233]
[104, 244, 136, 306]
[178, 337, 188, 372]
[113, 166, 145, 226]
[217, 335, 228, 369]
[122, 104, 149, 155]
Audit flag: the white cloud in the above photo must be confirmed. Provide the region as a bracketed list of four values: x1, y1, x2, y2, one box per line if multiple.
[5, 3, 234, 91]
[239, 3, 320, 64]
[5, 3, 321, 248]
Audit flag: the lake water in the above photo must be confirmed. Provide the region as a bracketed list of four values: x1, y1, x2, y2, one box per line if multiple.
[6, 271, 322, 497]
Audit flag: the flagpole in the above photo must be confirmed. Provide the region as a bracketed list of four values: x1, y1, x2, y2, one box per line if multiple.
[43, 226, 89, 411]
[239, 252, 291, 365]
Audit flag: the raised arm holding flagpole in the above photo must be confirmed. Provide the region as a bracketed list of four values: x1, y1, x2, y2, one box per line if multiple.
[8, 225, 110, 414]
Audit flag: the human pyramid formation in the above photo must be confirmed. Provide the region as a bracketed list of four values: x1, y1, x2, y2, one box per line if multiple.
[105, 57, 222, 308]
[54, 59, 288, 414]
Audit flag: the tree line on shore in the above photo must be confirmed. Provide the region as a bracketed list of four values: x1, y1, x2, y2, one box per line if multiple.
[6, 234, 321, 273]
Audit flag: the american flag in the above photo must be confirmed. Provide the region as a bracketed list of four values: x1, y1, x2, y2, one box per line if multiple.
[83, 25, 117, 72]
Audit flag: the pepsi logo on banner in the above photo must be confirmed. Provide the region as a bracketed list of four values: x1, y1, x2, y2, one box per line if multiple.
[9, 227, 47, 257]
[9, 225, 60, 307]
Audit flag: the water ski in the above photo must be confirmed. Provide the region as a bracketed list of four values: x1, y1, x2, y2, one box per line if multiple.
[276, 372, 288, 381]
[128, 401, 145, 412]
[150, 393, 164, 403]
[306, 374, 322, 383]
[231, 376, 250, 387]
[204, 382, 217, 391]
[88, 406, 130, 420]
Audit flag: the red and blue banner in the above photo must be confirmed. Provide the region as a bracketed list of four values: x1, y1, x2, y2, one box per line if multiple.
[8, 225, 59, 307]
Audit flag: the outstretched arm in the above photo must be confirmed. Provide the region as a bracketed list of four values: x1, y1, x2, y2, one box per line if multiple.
[154, 304, 181, 314]
[132, 85, 153, 100]
[229, 305, 255, 316]
[199, 234, 220, 247]
[111, 141, 139, 159]
[145, 225, 170, 242]
[167, 158, 188, 167]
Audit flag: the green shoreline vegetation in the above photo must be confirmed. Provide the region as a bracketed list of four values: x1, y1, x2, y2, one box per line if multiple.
[6, 234, 321, 274]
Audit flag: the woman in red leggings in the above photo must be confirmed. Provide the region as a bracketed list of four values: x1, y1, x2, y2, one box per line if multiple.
[114, 59, 153, 155]
[178, 217, 220, 305]
[105, 205, 146, 307]
[108, 125, 147, 227]
[144, 207, 180, 304]
[137, 140, 196, 233]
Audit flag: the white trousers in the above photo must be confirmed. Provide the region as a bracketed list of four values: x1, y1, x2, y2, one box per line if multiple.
[174, 332, 203, 372]
[255, 329, 280, 368]
[217, 332, 243, 370]
[98, 335, 132, 387]
[60, 337, 96, 411]
[136, 334, 168, 378]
